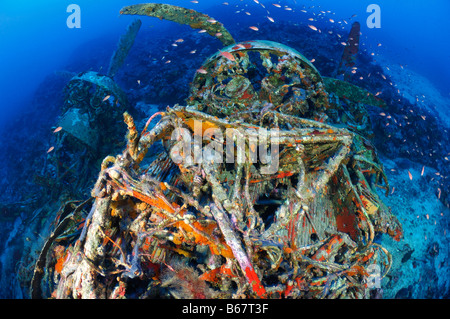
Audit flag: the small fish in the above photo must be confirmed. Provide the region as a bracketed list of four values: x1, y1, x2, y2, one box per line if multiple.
[207, 19, 217, 23]
[249, 26, 259, 31]
[310, 58, 315, 63]
[137, 80, 141, 85]
[308, 25, 318, 31]
[165, 60, 171, 64]
[102, 95, 111, 102]
[377, 43, 382, 47]
[421, 166, 425, 176]
[273, 3, 281, 8]
[329, 18, 335, 23]
[175, 38, 184, 43]
[196, 68, 208, 74]
[340, 42, 347, 46]
[171, 43, 178, 47]
[284, 7, 292, 11]
[245, 12, 251, 15]
[380, 112, 386, 116]
[215, 32, 223, 37]
[47, 146, 55, 153]
[408, 170, 413, 180]
[191, 0, 198, 3]
[267, 16, 275, 22]
[53, 126, 62, 133]
[198, 29, 207, 33]
[222, 2, 229, 5]
[190, 50, 197, 54]
[220, 50, 236, 62]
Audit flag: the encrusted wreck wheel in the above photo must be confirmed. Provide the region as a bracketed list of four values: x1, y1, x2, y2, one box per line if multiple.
[189, 40, 329, 120]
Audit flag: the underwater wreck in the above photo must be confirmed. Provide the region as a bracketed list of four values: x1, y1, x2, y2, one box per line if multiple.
[29, 3, 404, 299]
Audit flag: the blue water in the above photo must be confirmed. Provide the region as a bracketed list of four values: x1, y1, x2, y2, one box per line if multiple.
[0, 0, 448, 129]
[0, 0, 448, 299]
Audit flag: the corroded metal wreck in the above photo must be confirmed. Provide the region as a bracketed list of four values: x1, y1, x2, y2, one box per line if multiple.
[31, 3, 402, 299]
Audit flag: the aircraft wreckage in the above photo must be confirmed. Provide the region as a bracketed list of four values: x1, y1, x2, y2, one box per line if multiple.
[31, 3, 402, 299]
